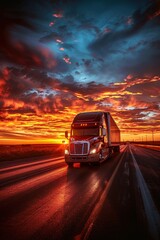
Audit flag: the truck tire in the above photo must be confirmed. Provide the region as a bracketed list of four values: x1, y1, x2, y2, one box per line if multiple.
[81, 162, 87, 166]
[117, 146, 120, 152]
[113, 146, 120, 153]
[99, 150, 103, 160]
[109, 148, 113, 157]
[92, 161, 100, 166]
[67, 163, 73, 167]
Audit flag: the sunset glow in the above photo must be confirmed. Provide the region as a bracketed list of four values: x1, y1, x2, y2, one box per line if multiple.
[0, 0, 160, 144]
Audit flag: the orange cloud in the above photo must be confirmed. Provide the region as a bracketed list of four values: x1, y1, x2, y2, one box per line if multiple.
[0, 70, 159, 144]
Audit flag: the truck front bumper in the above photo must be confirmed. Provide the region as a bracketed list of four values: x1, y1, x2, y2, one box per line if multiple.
[65, 153, 100, 163]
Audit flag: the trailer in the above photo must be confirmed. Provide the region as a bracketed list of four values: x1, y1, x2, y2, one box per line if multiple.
[64, 111, 120, 166]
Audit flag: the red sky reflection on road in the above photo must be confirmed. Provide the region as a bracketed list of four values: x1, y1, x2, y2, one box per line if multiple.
[0, 0, 160, 144]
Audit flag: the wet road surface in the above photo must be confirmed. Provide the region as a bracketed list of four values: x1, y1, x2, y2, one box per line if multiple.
[0, 144, 160, 240]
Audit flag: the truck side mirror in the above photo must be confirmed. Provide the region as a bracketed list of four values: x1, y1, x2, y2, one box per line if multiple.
[102, 128, 106, 136]
[65, 131, 69, 139]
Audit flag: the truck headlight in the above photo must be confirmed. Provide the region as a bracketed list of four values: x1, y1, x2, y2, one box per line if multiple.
[65, 149, 69, 155]
[90, 148, 97, 154]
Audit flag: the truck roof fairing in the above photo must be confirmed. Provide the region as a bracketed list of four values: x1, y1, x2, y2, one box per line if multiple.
[73, 112, 108, 123]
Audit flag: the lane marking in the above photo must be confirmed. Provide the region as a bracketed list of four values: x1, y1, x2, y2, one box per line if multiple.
[129, 145, 160, 240]
[74, 146, 127, 240]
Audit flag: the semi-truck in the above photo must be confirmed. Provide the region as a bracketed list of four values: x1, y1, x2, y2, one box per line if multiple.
[64, 111, 120, 166]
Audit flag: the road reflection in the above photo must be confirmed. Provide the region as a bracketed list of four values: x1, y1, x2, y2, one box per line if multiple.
[56, 163, 111, 239]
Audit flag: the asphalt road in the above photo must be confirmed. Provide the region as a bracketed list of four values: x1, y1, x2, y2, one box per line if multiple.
[0, 144, 160, 240]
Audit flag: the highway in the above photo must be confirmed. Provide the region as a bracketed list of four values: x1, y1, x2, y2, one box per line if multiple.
[0, 144, 160, 240]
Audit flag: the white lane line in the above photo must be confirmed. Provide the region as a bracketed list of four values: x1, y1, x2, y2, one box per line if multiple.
[129, 146, 160, 240]
[74, 146, 127, 240]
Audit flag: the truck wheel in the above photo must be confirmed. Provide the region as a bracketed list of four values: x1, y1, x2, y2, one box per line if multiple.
[92, 162, 100, 166]
[99, 150, 104, 162]
[114, 146, 120, 153]
[108, 148, 113, 158]
[81, 162, 87, 166]
[67, 163, 73, 167]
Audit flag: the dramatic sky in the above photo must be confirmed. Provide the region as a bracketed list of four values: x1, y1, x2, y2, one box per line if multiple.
[0, 0, 160, 144]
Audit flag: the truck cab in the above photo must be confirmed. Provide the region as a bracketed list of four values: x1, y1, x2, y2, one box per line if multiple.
[64, 112, 120, 166]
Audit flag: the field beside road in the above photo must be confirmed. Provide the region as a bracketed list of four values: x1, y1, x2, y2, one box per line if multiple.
[0, 144, 64, 161]
[133, 141, 160, 151]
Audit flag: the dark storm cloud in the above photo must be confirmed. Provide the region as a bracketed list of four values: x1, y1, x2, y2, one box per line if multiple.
[82, 59, 92, 67]
[87, 1, 160, 80]
[122, 47, 160, 76]
[2, 66, 159, 113]
[40, 32, 62, 43]
[0, 65, 126, 115]
[60, 80, 122, 97]
[0, 1, 37, 45]
[0, 67, 44, 96]
[0, 63, 75, 113]
[150, 39, 160, 49]
[125, 79, 160, 97]
[126, 40, 147, 52]
[39, 27, 73, 44]
[62, 43, 74, 50]
[3, 107, 36, 115]
[0, 41, 56, 69]
[0, 0, 57, 69]
[78, 19, 100, 34]
[89, 1, 160, 54]
[0, 6, 56, 69]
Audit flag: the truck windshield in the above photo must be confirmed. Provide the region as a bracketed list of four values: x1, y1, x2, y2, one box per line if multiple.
[71, 127, 99, 137]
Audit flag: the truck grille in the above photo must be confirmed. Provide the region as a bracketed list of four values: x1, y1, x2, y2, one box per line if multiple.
[70, 142, 88, 155]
